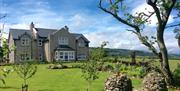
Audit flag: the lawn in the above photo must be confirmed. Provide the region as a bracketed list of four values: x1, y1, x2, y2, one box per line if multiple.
[0, 59, 179, 91]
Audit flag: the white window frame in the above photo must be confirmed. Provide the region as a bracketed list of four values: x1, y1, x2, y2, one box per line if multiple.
[59, 37, 69, 45]
[68, 51, 74, 60]
[54, 51, 74, 61]
[59, 52, 64, 60]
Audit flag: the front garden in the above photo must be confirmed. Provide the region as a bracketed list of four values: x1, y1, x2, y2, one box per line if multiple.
[0, 59, 180, 91]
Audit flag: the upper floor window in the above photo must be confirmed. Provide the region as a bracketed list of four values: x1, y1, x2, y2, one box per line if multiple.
[38, 39, 42, 46]
[21, 38, 29, 46]
[78, 41, 85, 47]
[59, 37, 68, 45]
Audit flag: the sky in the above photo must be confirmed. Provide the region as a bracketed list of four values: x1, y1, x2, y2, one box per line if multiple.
[0, 0, 180, 54]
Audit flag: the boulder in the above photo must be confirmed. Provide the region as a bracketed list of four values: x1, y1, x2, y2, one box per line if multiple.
[105, 73, 133, 91]
[142, 71, 167, 91]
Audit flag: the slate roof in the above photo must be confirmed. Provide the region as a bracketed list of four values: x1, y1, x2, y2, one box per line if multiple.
[9, 28, 89, 43]
[9, 29, 32, 39]
[55, 45, 75, 51]
[35, 28, 57, 38]
[71, 33, 90, 42]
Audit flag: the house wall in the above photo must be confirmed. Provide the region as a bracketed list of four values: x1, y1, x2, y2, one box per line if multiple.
[44, 41, 51, 62]
[36, 38, 45, 61]
[8, 33, 15, 63]
[49, 28, 76, 61]
[14, 33, 33, 63]
[76, 37, 89, 60]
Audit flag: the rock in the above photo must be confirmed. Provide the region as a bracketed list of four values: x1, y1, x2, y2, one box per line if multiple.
[105, 73, 133, 91]
[142, 71, 168, 91]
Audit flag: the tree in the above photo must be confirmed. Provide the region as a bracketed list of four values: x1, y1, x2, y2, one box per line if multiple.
[81, 41, 108, 91]
[99, 0, 179, 85]
[2, 40, 9, 59]
[13, 61, 37, 91]
[81, 60, 99, 91]
[90, 41, 108, 61]
[130, 50, 136, 64]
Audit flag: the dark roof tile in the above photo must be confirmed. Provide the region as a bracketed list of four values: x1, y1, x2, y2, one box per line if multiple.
[9, 29, 32, 39]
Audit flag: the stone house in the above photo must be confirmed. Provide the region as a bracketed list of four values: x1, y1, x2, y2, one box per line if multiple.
[8, 22, 89, 63]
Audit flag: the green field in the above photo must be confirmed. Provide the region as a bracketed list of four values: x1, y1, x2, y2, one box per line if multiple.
[0, 60, 179, 91]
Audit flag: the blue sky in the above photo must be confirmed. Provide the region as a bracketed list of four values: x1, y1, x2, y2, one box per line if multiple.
[0, 0, 180, 54]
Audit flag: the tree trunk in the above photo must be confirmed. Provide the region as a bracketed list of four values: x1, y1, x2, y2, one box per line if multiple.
[22, 85, 28, 91]
[157, 28, 174, 85]
[131, 51, 136, 64]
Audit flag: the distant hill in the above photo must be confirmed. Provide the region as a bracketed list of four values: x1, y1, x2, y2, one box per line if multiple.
[90, 47, 180, 59]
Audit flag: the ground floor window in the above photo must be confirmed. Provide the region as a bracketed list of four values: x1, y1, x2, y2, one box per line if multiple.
[20, 53, 31, 61]
[39, 54, 43, 61]
[55, 51, 75, 61]
[77, 54, 86, 60]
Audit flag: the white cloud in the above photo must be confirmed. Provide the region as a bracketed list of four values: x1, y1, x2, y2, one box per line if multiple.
[132, 2, 174, 27]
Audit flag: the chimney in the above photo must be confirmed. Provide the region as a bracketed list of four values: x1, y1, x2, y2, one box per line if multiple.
[30, 22, 35, 30]
[64, 26, 69, 30]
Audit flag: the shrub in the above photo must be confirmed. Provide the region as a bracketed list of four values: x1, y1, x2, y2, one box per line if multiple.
[138, 67, 147, 78]
[48, 64, 68, 69]
[101, 64, 114, 72]
[173, 63, 180, 86]
[71, 64, 82, 68]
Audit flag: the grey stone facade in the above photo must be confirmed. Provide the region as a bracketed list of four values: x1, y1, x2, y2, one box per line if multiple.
[8, 22, 89, 63]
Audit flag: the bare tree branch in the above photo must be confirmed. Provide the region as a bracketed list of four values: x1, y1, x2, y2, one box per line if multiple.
[0, 14, 7, 20]
[166, 23, 180, 28]
[147, 0, 162, 24]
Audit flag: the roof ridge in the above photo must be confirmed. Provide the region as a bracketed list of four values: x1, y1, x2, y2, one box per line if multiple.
[36, 27, 57, 30]
[9, 28, 29, 30]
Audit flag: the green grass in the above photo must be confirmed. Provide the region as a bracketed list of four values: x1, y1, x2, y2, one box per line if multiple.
[0, 59, 179, 91]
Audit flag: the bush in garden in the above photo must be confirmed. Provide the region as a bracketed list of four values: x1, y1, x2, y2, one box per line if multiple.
[138, 67, 148, 78]
[101, 64, 114, 72]
[48, 64, 68, 69]
[173, 63, 180, 86]
[71, 64, 82, 68]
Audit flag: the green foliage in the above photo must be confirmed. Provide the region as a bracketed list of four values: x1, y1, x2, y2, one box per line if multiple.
[173, 63, 180, 86]
[118, 64, 148, 78]
[90, 41, 108, 61]
[81, 60, 99, 83]
[2, 40, 9, 58]
[81, 60, 99, 91]
[0, 67, 12, 86]
[13, 61, 37, 86]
